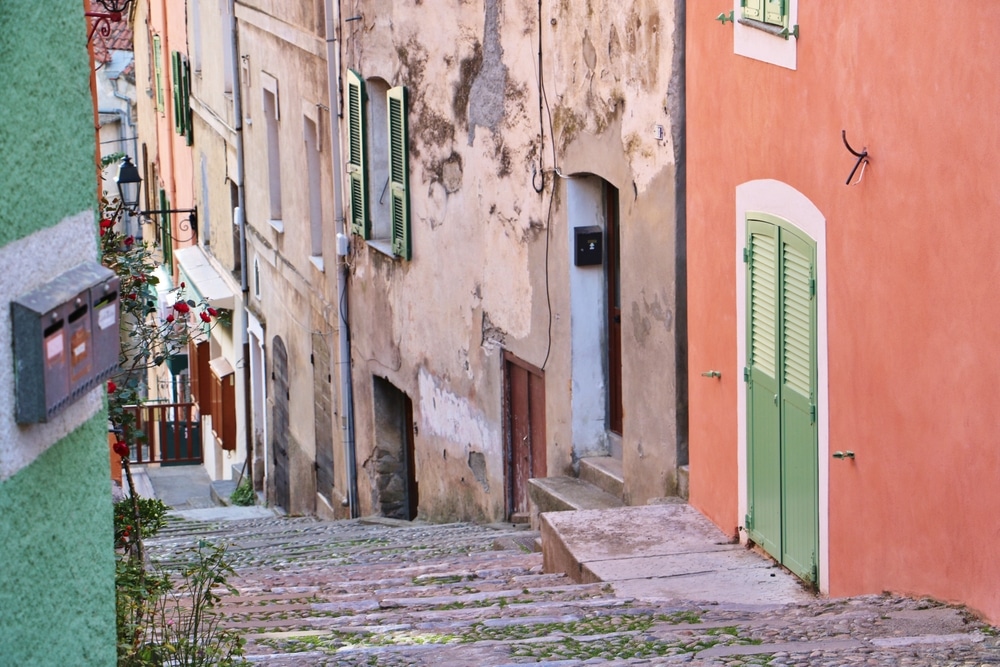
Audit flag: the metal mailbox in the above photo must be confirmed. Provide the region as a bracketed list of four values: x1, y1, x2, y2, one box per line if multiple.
[12, 262, 120, 424]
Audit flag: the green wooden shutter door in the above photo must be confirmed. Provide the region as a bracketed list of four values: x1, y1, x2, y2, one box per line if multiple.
[346, 70, 368, 238]
[742, 0, 764, 22]
[778, 226, 818, 582]
[388, 86, 410, 260]
[746, 219, 781, 558]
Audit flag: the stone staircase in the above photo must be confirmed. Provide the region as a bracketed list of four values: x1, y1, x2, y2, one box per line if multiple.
[527, 456, 626, 528]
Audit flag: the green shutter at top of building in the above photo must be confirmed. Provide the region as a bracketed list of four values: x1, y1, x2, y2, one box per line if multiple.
[346, 70, 368, 238]
[388, 86, 410, 260]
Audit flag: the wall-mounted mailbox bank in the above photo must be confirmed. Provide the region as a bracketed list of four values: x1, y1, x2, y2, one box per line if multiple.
[12, 261, 120, 424]
[574, 225, 603, 266]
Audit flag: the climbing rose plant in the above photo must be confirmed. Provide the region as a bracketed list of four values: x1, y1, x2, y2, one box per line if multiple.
[100, 196, 243, 665]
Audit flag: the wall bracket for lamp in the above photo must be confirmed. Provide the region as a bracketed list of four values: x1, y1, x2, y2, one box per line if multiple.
[842, 130, 869, 186]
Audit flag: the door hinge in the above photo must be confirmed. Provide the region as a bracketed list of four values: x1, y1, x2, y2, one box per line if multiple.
[809, 552, 818, 584]
[810, 403, 816, 424]
[743, 367, 750, 383]
[810, 277, 816, 298]
[310, 353, 315, 365]
[742, 247, 749, 263]
[745, 510, 753, 530]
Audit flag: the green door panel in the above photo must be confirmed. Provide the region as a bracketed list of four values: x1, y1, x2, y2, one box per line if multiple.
[746, 214, 818, 584]
[746, 220, 781, 558]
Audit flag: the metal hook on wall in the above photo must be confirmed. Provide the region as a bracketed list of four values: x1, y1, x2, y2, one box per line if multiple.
[842, 130, 869, 186]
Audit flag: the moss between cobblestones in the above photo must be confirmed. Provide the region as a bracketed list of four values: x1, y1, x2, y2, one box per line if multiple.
[253, 612, 757, 661]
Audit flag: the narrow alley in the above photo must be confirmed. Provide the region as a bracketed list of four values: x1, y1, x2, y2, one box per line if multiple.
[145, 504, 1000, 666]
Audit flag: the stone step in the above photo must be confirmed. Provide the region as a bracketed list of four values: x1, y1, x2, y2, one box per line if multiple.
[528, 476, 625, 518]
[677, 464, 690, 500]
[578, 456, 624, 499]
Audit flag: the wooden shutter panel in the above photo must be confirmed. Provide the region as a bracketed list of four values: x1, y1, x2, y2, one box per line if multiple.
[764, 0, 787, 26]
[346, 70, 368, 238]
[388, 86, 411, 260]
[746, 218, 781, 557]
[172, 51, 182, 133]
[182, 55, 193, 145]
[742, 0, 764, 22]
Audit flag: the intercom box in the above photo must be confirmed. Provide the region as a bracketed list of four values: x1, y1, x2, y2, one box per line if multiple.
[12, 261, 120, 424]
[574, 225, 603, 266]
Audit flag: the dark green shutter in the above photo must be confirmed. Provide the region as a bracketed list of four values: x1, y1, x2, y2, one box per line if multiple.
[388, 86, 410, 259]
[159, 189, 173, 273]
[346, 70, 368, 238]
[182, 55, 193, 145]
[171, 51, 183, 135]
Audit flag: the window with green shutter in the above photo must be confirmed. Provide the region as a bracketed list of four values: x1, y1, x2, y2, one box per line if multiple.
[742, 0, 788, 29]
[388, 86, 410, 260]
[171, 52, 193, 144]
[153, 35, 164, 113]
[346, 70, 368, 238]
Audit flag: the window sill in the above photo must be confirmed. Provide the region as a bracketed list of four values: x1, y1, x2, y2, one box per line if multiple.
[309, 255, 324, 273]
[268, 219, 284, 234]
[367, 238, 397, 258]
[738, 17, 786, 37]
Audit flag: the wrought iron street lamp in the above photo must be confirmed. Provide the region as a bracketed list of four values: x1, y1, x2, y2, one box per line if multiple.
[115, 156, 198, 244]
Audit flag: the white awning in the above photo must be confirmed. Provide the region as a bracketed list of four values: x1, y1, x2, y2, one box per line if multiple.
[174, 245, 236, 310]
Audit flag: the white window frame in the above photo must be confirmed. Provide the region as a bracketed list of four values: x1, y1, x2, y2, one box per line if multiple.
[733, 0, 798, 70]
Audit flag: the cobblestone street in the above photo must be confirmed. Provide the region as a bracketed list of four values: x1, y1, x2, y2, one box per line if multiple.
[145, 513, 1000, 666]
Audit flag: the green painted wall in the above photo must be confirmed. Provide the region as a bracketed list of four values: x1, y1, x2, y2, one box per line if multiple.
[0, 1, 115, 664]
[0, 414, 116, 665]
[0, 0, 96, 246]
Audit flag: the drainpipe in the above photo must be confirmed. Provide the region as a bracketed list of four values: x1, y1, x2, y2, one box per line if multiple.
[228, 0, 254, 487]
[325, 0, 359, 517]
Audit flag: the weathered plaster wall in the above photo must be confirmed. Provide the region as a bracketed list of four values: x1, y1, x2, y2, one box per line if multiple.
[238, 1, 339, 514]
[0, 1, 115, 661]
[344, 0, 683, 520]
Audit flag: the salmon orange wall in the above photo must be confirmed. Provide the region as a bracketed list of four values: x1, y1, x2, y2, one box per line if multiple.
[687, 3, 1000, 622]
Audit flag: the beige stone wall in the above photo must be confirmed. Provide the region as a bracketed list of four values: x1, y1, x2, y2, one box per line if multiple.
[342, 0, 684, 521]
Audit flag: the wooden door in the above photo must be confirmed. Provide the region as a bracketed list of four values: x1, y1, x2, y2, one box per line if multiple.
[605, 185, 623, 435]
[504, 352, 546, 520]
[271, 336, 290, 512]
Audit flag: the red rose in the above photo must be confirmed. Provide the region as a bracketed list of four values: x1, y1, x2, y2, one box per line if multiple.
[207, 307, 219, 317]
[173, 301, 191, 313]
[124, 236, 134, 247]
[107, 380, 117, 393]
[100, 218, 114, 229]
[166, 314, 175, 323]
[113, 441, 130, 458]
[127, 293, 137, 300]
[199, 311, 211, 323]
[180, 282, 186, 288]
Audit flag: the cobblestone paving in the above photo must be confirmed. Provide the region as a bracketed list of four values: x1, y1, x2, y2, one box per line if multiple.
[146, 514, 1000, 666]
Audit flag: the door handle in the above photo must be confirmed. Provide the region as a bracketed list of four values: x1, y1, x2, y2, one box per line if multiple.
[833, 450, 855, 460]
[700, 370, 722, 379]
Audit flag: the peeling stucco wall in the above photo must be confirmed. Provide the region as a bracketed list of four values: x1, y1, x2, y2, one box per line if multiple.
[341, 0, 684, 520]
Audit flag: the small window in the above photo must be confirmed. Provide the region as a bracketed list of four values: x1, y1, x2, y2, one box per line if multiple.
[304, 113, 323, 263]
[262, 76, 282, 228]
